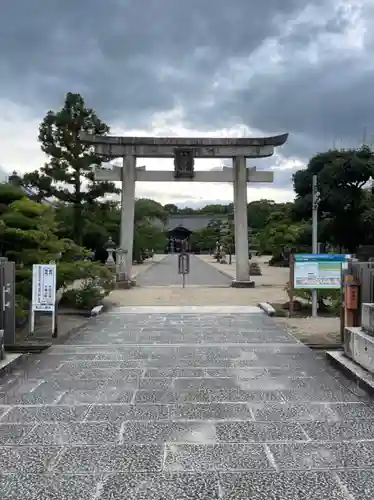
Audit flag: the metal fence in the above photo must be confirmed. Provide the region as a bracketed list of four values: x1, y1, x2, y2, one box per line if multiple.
[349, 261, 374, 306]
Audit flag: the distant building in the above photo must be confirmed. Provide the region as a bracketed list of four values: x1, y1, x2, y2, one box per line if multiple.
[166, 214, 226, 232]
[165, 213, 225, 252]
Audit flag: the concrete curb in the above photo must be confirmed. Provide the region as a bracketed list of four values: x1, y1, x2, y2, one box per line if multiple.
[53, 305, 108, 345]
[307, 343, 342, 350]
[258, 302, 276, 316]
[91, 305, 104, 316]
[326, 350, 374, 396]
[0, 353, 29, 378]
[212, 264, 235, 280]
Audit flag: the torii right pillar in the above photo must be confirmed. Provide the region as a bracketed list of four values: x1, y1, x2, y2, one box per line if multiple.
[232, 156, 253, 287]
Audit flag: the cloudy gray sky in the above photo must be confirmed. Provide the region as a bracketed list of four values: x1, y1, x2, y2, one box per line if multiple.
[1, 0, 373, 206]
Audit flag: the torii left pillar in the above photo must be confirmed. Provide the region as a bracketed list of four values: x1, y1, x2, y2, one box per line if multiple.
[232, 156, 254, 287]
[118, 155, 136, 286]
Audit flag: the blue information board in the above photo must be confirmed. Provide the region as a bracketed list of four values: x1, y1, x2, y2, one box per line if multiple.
[294, 253, 350, 289]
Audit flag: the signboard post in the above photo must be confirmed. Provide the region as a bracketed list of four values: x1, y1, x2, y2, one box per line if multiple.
[0, 330, 4, 360]
[178, 252, 190, 288]
[311, 175, 319, 317]
[292, 254, 350, 317]
[31, 264, 57, 335]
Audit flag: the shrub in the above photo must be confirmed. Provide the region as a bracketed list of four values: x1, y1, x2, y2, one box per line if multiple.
[61, 280, 105, 310]
[284, 281, 341, 314]
[269, 255, 289, 267]
[59, 261, 115, 309]
[57, 260, 114, 291]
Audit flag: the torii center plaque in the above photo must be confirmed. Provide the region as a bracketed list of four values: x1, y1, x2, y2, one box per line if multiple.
[174, 148, 194, 179]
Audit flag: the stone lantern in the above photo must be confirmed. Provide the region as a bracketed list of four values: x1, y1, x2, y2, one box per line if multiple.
[104, 237, 116, 273]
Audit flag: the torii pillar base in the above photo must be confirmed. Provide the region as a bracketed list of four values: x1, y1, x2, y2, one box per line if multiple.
[231, 280, 255, 288]
[115, 274, 136, 289]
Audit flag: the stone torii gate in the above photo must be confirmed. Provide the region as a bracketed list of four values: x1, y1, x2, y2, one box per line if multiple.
[81, 133, 288, 287]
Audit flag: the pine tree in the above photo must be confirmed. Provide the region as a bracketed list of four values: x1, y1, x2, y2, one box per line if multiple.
[20, 92, 119, 244]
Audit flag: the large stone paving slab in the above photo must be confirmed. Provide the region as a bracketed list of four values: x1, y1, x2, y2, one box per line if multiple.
[0, 306, 374, 499]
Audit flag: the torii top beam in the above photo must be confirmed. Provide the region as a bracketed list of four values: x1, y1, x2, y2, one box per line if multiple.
[80, 133, 289, 159]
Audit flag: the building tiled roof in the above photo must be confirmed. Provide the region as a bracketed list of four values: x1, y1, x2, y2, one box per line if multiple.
[166, 214, 225, 231]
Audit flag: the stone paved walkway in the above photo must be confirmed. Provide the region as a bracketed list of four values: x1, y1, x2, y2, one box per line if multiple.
[1, 306, 374, 499]
[136, 254, 232, 287]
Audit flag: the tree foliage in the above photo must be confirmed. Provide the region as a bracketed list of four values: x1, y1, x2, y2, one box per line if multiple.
[0, 182, 115, 316]
[164, 203, 179, 214]
[0, 183, 64, 311]
[54, 201, 121, 262]
[135, 198, 167, 224]
[17, 92, 119, 244]
[133, 219, 166, 261]
[258, 222, 307, 256]
[190, 225, 220, 252]
[293, 147, 374, 251]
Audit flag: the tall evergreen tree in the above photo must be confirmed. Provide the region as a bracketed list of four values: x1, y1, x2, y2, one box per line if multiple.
[20, 92, 119, 244]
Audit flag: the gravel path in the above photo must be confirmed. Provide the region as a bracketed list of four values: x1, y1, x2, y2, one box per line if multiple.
[0, 305, 373, 498]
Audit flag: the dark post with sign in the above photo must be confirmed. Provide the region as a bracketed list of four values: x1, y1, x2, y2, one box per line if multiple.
[178, 252, 190, 288]
[0, 259, 15, 348]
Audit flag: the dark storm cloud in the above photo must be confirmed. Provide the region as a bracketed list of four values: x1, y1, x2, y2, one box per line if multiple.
[270, 165, 299, 190]
[195, 3, 374, 159]
[233, 59, 374, 158]
[1, 0, 324, 121]
[254, 156, 301, 191]
[1, 0, 372, 193]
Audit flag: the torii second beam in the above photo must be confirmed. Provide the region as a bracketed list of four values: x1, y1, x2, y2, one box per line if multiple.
[94, 165, 274, 183]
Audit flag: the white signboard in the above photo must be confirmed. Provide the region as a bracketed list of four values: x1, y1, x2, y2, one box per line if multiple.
[32, 264, 56, 312]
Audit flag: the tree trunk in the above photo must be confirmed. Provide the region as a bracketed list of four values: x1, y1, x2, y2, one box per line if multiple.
[73, 172, 82, 245]
[73, 202, 83, 245]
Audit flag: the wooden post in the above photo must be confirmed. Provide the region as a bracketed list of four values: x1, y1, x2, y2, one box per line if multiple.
[340, 304, 345, 344]
[343, 274, 358, 329]
[354, 277, 361, 328]
[340, 266, 347, 344]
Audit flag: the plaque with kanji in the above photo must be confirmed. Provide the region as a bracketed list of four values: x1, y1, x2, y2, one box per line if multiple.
[178, 252, 190, 274]
[31, 264, 56, 312]
[174, 148, 194, 179]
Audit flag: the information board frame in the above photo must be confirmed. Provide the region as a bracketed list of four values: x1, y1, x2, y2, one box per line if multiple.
[293, 253, 349, 289]
[31, 263, 57, 334]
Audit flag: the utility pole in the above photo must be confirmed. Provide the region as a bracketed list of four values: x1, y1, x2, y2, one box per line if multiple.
[312, 175, 319, 317]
